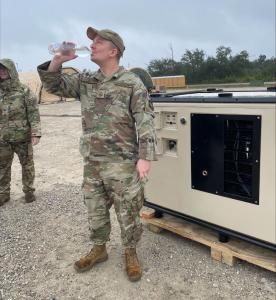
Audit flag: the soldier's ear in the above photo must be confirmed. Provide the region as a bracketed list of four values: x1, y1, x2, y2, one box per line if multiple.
[110, 47, 120, 59]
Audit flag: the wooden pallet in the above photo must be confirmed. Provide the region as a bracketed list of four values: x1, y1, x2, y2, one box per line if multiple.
[141, 209, 276, 272]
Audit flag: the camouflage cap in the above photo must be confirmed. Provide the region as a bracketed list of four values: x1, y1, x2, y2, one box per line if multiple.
[87, 27, 125, 55]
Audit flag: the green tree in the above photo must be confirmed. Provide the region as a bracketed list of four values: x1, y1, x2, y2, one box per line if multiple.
[147, 46, 275, 84]
[215, 46, 232, 79]
[147, 58, 183, 76]
[181, 49, 205, 83]
[230, 50, 250, 78]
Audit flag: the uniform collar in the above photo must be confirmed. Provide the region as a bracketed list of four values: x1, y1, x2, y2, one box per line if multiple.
[93, 66, 125, 82]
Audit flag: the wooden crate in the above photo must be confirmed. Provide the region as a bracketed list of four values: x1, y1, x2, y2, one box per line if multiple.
[141, 209, 276, 272]
[152, 75, 186, 89]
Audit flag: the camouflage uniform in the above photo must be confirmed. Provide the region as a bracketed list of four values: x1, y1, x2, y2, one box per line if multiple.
[0, 59, 41, 202]
[38, 62, 156, 247]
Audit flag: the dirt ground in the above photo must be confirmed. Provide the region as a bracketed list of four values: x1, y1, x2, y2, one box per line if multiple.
[0, 101, 275, 300]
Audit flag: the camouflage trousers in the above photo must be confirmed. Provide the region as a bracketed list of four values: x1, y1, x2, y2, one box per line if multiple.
[82, 160, 144, 248]
[0, 141, 35, 198]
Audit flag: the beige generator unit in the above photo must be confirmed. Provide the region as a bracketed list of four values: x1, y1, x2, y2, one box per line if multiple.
[145, 88, 276, 250]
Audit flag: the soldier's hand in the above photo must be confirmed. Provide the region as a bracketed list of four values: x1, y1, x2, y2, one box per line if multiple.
[48, 42, 78, 72]
[136, 159, 151, 179]
[55, 41, 78, 61]
[32, 136, 40, 146]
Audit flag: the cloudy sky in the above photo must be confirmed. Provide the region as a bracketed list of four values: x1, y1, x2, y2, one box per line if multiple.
[0, 0, 275, 72]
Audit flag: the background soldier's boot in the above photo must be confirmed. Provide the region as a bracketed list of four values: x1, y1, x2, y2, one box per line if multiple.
[74, 244, 108, 273]
[0, 194, 10, 206]
[125, 248, 142, 282]
[25, 192, 36, 203]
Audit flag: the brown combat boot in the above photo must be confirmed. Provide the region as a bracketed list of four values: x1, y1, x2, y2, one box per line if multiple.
[25, 192, 36, 203]
[0, 194, 10, 206]
[74, 244, 108, 273]
[125, 247, 142, 282]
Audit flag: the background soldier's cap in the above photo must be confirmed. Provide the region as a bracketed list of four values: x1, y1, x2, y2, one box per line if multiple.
[87, 27, 125, 55]
[130, 67, 154, 92]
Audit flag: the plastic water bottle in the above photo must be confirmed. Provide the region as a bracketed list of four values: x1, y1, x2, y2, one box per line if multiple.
[48, 42, 91, 57]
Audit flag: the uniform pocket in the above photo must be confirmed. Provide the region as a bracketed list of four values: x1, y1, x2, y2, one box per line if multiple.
[79, 135, 90, 158]
[94, 98, 112, 114]
[121, 168, 142, 197]
[82, 110, 94, 130]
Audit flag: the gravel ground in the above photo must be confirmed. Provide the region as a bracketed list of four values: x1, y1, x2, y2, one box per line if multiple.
[0, 101, 275, 300]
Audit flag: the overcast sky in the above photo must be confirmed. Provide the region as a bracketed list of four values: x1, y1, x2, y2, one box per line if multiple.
[0, 0, 275, 72]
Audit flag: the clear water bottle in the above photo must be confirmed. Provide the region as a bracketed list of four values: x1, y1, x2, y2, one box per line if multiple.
[48, 42, 91, 57]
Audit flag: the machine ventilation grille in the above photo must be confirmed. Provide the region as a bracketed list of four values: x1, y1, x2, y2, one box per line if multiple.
[224, 120, 254, 199]
[191, 114, 261, 204]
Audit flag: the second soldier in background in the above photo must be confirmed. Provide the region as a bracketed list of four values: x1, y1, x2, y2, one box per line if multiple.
[0, 59, 41, 205]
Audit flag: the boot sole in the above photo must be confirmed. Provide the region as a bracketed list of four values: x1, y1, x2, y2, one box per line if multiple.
[25, 196, 36, 203]
[127, 273, 142, 282]
[25, 199, 36, 203]
[74, 254, 108, 273]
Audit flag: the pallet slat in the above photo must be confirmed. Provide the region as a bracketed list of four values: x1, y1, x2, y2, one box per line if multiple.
[141, 209, 276, 272]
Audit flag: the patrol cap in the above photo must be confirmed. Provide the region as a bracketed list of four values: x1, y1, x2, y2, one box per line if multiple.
[87, 27, 125, 55]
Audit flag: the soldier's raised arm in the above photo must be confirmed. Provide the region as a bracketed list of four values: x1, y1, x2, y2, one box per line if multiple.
[37, 42, 80, 99]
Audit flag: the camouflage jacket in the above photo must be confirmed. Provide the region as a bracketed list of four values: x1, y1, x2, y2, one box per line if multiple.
[37, 62, 156, 162]
[0, 59, 41, 142]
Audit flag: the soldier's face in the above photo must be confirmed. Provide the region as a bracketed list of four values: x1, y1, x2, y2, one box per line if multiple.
[90, 36, 118, 64]
[0, 66, 10, 81]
